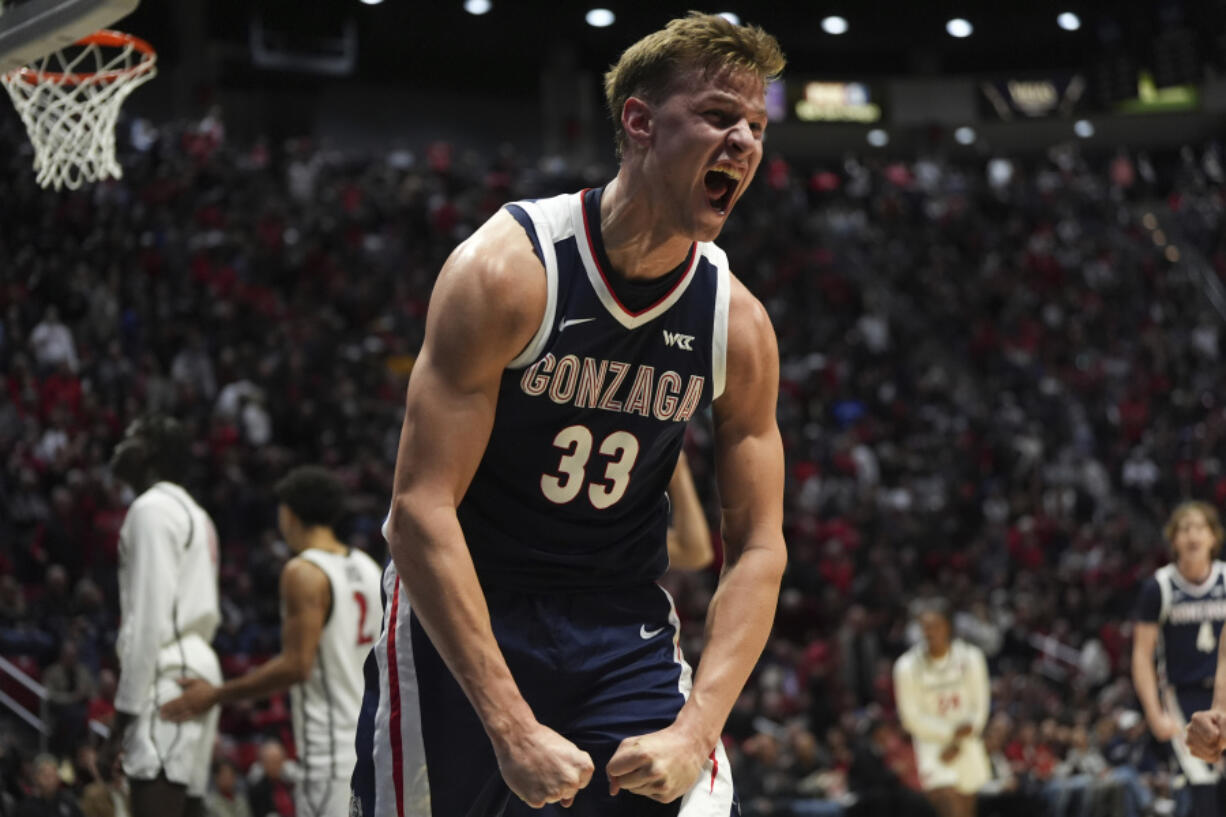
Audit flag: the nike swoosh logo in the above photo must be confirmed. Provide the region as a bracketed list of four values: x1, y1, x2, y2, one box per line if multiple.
[558, 317, 597, 332]
[640, 625, 666, 639]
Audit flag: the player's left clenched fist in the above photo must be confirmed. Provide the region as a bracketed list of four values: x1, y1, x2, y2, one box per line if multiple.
[607, 726, 707, 803]
[1186, 709, 1226, 762]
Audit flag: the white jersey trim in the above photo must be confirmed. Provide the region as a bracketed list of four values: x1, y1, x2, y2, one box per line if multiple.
[1163, 685, 1221, 784]
[658, 585, 735, 816]
[507, 198, 562, 370]
[709, 244, 731, 401]
[1156, 561, 1226, 624]
[370, 565, 432, 817]
[1157, 565, 1174, 626]
[570, 191, 701, 330]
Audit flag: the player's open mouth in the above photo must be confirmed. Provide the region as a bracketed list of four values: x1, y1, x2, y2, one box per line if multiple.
[704, 167, 739, 213]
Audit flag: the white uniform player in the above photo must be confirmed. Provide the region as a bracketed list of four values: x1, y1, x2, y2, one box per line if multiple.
[160, 464, 382, 817]
[115, 481, 222, 799]
[291, 547, 382, 817]
[894, 637, 991, 796]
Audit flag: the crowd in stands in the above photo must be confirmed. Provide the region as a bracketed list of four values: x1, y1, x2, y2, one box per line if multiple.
[1, 101, 1225, 816]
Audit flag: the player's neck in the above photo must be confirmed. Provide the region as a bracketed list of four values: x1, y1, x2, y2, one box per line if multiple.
[926, 643, 951, 660]
[1177, 558, 1213, 584]
[299, 528, 346, 555]
[600, 173, 695, 281]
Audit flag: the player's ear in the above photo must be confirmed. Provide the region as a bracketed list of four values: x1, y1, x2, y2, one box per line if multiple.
[622, 97, 653, 150]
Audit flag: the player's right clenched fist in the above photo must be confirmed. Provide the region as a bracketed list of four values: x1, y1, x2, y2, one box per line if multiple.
[1186, 709, 1226, 763]
[494, 722, 594, 808]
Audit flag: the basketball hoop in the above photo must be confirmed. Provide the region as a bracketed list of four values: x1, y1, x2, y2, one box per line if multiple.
[2, 29, 155, 190]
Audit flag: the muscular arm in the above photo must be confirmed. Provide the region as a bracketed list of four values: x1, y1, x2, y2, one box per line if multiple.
[674, 281, 786, 751]
[386, 210, 542, 740]
[384, 211, 592, 806]
[1131, 623, 1168, 732]
[665, 452, 714, 571]
[161, 558, 329, 720]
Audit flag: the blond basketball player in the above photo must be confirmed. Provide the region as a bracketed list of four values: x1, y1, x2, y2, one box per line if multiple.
[163, 466, 382, 817]
[101, 415, 222, 817]
[894, 600, 991, 817]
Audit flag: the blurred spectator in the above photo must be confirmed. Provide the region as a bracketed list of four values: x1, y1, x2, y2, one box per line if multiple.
[846, 719, 933, 817]
[245, 740, 296, 817]
[74, 742, 129, 817]
[205, 759, 251, 817]
[43, 640, 96, 758]
[14, 754, 83, 817]
[28, 306, 78, 374]
[87, 670, 118, 733]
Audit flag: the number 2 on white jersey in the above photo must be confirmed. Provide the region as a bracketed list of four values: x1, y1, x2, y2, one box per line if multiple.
[353, 591, 374, 647]
[540, 425, 640, 509]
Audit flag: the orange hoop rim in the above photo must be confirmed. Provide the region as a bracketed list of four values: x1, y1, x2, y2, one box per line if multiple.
[6, 29, 156, 86]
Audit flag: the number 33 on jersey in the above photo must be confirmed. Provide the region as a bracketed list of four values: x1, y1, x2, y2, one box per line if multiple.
[457, 187, 731, 591]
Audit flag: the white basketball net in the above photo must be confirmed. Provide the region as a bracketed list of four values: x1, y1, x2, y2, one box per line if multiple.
[2, 36, 156, 190]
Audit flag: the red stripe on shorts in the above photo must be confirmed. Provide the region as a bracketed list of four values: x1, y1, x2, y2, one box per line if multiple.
[387, 576, 406, 817]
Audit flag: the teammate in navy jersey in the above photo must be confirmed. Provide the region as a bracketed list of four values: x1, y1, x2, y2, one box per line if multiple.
[350, 12, 786, 817]
[1132, 501, 1226, 816]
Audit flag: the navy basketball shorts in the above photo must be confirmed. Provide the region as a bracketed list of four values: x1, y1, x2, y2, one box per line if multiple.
[351, 570, 736, 817]
[1162, 684, 1221, 785]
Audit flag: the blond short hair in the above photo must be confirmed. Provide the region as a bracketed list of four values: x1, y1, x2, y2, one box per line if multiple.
[1165, 500, 1225, 558]
[603, 12, 786, 158]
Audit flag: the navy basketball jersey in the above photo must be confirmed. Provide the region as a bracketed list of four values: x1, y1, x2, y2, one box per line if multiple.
[456, 188, 730, 591]
[1135, 561, 1226, 687]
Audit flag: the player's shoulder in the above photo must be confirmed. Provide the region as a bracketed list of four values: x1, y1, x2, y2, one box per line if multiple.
[282, 553, 332, 597]
[953, 638, 985, 660]
[455, 206, 545, 284]
[1147, 564, 1175, 586]
[125, 483, 187, 523]
[724, 271, 770, 333]
[721, 272, 777, 375]
[432, 206, 548, 340]
[349, 547, 383, 575]
[894, 645, 922, 672]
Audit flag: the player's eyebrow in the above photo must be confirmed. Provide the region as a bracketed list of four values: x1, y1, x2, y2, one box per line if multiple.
[697, 90, 767, 121]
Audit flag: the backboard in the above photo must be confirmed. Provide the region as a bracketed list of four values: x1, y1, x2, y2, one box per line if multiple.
[0, 0, 138, 73]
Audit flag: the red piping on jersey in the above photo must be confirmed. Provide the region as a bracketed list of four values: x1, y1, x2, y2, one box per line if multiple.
[578, 188, 699, 318]
[387, 577, 406, 817]
[709, 748, 718, 794]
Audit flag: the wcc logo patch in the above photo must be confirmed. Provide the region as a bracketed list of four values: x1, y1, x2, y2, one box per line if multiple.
[662, 330, 695, 351]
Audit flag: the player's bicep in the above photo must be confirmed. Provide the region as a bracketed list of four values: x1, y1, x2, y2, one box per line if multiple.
[1133, 621, 1159, 659]
[280, 560, 330, 680]
[393, 211, 545, 506]
[711, 287, 784, 563]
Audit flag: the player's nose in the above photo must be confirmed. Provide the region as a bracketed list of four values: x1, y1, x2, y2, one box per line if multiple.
[725, 118, 753, 155]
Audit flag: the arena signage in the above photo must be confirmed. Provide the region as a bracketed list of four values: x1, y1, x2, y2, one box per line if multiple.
[980, 74, 1086, 120]
[792, 80, 882, 123]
